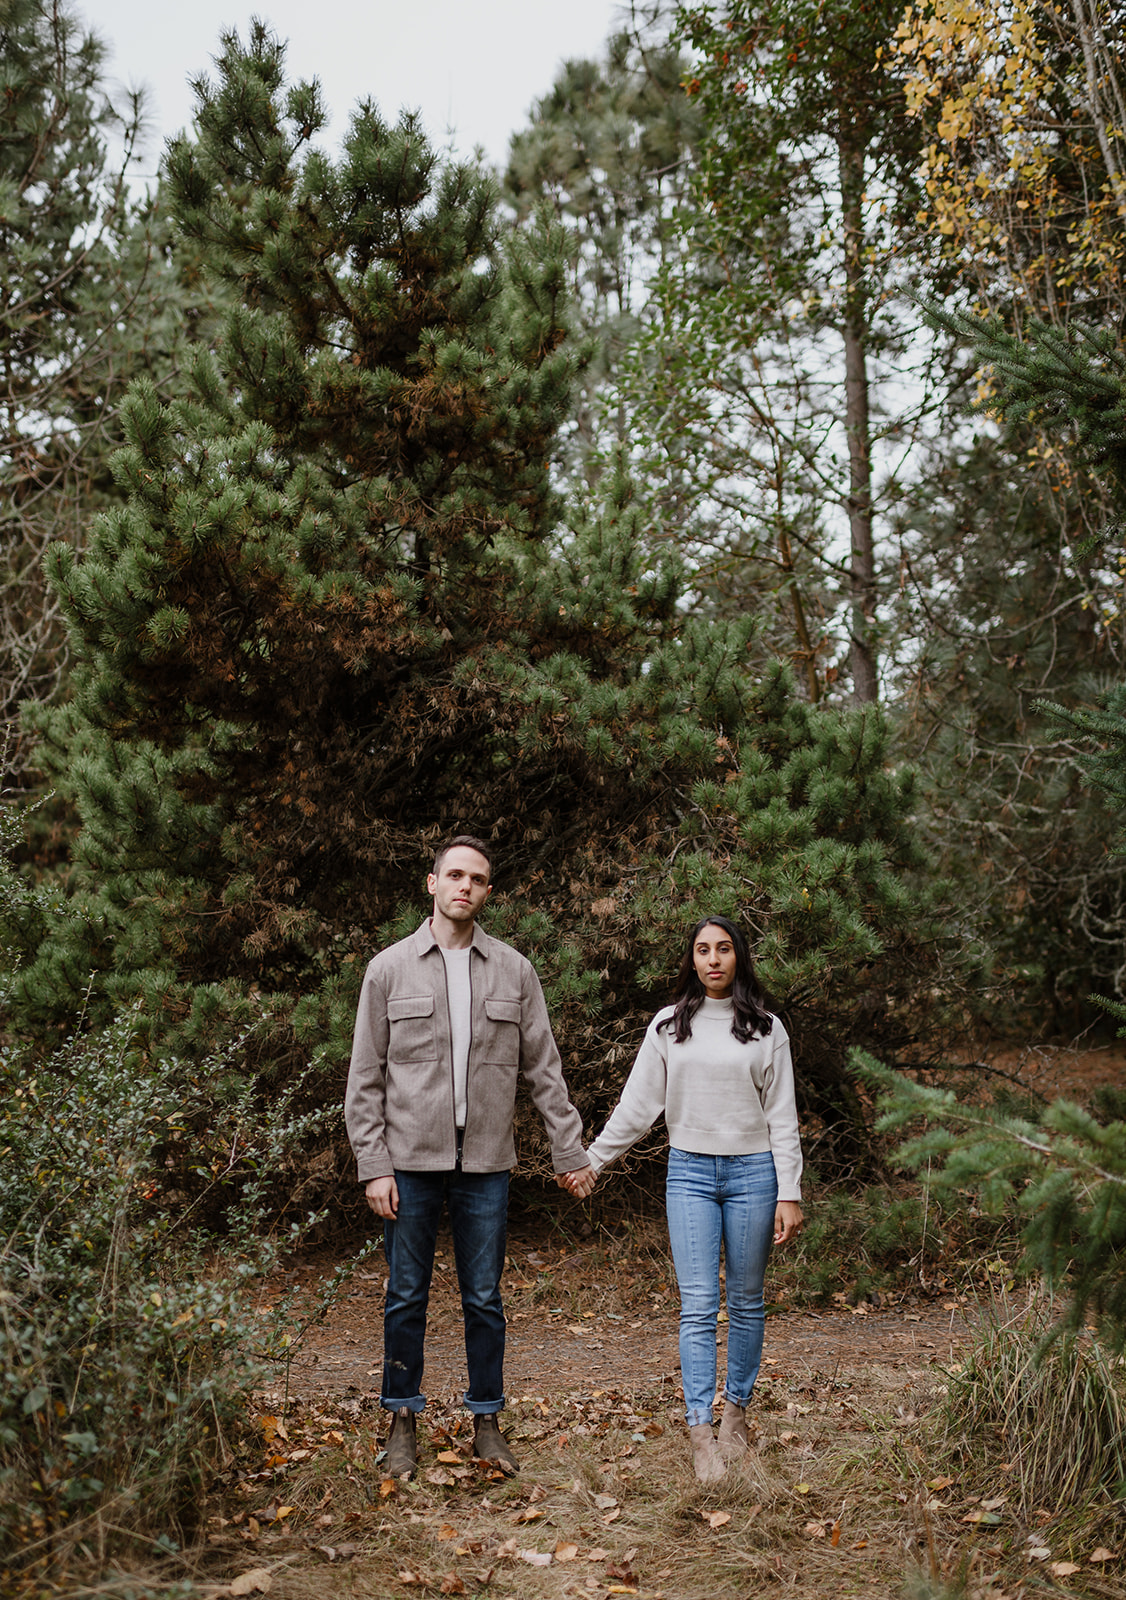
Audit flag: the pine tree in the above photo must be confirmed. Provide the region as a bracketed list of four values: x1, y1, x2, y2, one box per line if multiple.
[618, 0, 951, 703]
[16, 23, 964, 1179]
[0, 0, 220, 774]
[868, 1055, 1126, 1351]
[504, 23, 702, 485]
[898, 423, 1126, 1028]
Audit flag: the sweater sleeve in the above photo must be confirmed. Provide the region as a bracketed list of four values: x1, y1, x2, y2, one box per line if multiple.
[585, 1016, 670, 1174]
[760, 1021, 803, 1201]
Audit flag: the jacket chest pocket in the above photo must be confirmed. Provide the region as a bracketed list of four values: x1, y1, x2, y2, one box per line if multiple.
[483, 997, 521, 1065]
[387, 994, 436, 1062]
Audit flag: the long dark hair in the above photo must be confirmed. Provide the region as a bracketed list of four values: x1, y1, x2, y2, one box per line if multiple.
[657, 915, 773, 1044]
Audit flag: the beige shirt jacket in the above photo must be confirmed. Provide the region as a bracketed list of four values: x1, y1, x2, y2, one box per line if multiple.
[345, 920, 587, 1180]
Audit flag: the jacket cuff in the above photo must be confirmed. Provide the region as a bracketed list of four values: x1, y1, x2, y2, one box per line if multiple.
[357, 1160, 395, 1182]
[550, 1144, 590, 1174]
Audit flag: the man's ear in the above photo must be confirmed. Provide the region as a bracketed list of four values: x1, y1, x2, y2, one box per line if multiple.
[426, 872, 437, 896]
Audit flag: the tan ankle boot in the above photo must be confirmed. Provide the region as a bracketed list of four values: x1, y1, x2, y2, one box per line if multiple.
[689, 1422, 725, 1483]
[716, 1399, 749, 1461]
[472, 1412, 519, 1475]
[385, 1405, 417, 1477]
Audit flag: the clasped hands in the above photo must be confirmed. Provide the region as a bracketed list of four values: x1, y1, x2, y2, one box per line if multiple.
[556, 1163, 596, 1199]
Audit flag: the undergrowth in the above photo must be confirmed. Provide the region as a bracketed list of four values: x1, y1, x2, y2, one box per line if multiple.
[0, 1013, 334, 1585]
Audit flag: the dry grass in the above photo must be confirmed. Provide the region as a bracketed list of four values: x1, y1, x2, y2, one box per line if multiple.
[104, 1343, 1122, 1600]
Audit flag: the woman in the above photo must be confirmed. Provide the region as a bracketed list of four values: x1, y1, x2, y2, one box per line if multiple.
[565, 916, 803, 1482]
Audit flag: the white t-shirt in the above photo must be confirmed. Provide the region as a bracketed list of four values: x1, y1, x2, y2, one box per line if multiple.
[439, 945, 472, 1130]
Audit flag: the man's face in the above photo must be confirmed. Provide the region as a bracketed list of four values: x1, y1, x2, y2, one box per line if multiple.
[428, 846, 492, 925]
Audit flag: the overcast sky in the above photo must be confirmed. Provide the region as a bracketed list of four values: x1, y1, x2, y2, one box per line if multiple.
[85, 0, 628, 180]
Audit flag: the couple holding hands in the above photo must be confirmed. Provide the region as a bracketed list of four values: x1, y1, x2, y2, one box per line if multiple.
[345, 836, 803, 1484]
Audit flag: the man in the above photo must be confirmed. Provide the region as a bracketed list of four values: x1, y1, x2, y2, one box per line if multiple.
[345, 835, 595, 1477]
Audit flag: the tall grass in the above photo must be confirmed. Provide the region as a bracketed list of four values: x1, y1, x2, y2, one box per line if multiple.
[938, 1295, 1126, 1514]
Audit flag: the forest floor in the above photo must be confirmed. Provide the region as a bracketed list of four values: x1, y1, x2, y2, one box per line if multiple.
[131, 1040, 1126, 1600]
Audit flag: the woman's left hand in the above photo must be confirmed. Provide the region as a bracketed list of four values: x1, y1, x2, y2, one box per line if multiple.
[774, 1201, 803, 1245]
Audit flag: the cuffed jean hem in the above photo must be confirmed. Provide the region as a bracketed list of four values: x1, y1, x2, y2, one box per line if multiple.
[684, 1404, 716, 1428]
[463, 1392, 506, 1416]
[380, 1394, 426, 1414]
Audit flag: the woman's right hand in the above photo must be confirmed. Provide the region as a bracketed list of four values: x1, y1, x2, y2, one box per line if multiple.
[774, 1200, 803, 1244]
[558, 1165, 597, 1198]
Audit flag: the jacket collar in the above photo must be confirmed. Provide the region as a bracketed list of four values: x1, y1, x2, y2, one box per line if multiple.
[411, 917, 490, 957]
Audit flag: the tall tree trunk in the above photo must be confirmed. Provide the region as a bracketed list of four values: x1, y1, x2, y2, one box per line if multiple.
[840, 129, 879, 704]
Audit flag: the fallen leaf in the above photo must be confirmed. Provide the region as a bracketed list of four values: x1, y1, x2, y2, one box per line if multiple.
[704, 1510, 731, 1529]
[602, 1508, 622, 1524]
[805, 1521, 827, 1538]
[794, 1482, 811, 1495]
[1028, 1547, 1051, 1561]
[439, 1575, 465, 1595]
[554, 1542, 579, 1560]
[436, 1450, 462, 1464]
[396, 1572, 424, 1586]
[851, 1540, 868, 1551]
[594, 1493, 618, 1510]
[379, 1477, 397, 1499]
[1050, 1562, 1081, 1577]
[830, 1520, 841, 1547]
[229, 1570, 272, 1597]
[927, 1475, 955, 1490]
[495, 1538, 519, 1558]
[981, 1497, 1006, 1510]
[962, 1510, 1002, 1525]
[520, 1550, 552, 1566]
[606, 1589, 638, 1596]
[426, 1468, 454, 1486]
[1090, 1549, 1115, 1563]
[586, 1548, 610, 1561]
[315, 1544, 358, 1563]
[437, 1524, 457, 1541]
[512, 1508, 543, 1524]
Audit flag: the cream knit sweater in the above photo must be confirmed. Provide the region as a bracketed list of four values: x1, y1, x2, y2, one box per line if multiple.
[586, 997, 803, 1201]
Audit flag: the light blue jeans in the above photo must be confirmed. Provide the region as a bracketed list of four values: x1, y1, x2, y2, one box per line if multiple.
[665, 1149, 778, 1427]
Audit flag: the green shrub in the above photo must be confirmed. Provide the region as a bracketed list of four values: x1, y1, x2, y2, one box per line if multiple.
[0, 1012, 327, 1578]
[776, 1182, 948, 1304]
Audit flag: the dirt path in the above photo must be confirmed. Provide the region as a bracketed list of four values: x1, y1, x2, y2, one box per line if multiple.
[264, 1239, 972, 1405]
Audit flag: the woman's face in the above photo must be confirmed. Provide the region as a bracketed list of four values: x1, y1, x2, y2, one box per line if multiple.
[693, 923, 737, 999]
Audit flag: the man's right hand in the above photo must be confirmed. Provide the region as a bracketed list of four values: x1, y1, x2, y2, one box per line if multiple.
[366, 1175, 399, 1218]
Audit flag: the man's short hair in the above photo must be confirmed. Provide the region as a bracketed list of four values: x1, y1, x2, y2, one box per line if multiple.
[433, 834, 494, 879]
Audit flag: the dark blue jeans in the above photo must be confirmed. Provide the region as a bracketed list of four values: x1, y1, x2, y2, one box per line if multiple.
[381, 1167, 509, 1415]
